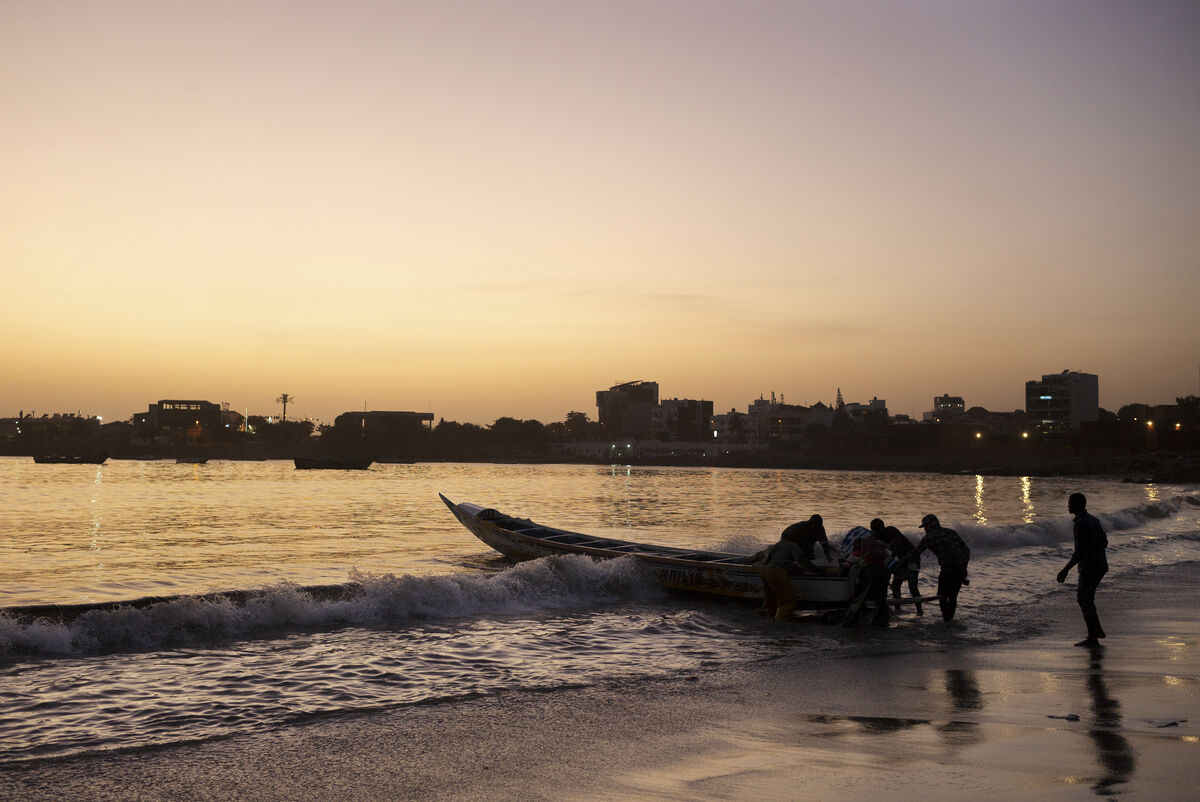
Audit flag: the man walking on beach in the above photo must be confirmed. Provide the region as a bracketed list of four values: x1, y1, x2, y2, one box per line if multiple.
[1057, 492, 1109, 647]
[897, 514, 970, 622]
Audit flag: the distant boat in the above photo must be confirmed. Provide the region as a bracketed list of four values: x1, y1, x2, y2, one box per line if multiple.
[294, 457, 373, 470]
[33, 454, 108, 465]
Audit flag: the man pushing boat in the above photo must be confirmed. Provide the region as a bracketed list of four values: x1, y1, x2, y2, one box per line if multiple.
[780, 514, 836, 565]
[750, 525, 811, 620]
[895, 514, 971, 622]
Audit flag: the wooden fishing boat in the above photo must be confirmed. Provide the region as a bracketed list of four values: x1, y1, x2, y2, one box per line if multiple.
[439, 494, 856, 607]
[294, 457, 373, 470]
[33, 454, 108, 465]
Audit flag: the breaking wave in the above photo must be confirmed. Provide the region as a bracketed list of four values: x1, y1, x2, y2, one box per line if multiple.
[953, 492, 1198, 555]
[715, 491, 1200, 560]
[0, 555, 661, 659]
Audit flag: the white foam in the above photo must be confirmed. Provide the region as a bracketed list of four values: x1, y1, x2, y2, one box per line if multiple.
[0, 555, 661, 658]
[806, 491, 1200, 559]
[910, 493, 1197, 556]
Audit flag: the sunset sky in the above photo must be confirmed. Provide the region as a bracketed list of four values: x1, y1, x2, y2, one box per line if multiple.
[3, 1, 1198, 425]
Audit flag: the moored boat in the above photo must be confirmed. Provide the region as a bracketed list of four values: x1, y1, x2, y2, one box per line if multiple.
[439, 494, 856, 607]
[294, 457, 373, 470]
[33, 454, 108, 465]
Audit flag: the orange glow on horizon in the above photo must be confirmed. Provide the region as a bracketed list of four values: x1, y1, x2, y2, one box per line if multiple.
[2, 4, 1198, 425]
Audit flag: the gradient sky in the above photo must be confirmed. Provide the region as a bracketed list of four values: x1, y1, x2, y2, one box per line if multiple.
[3, 1, 1198, 425]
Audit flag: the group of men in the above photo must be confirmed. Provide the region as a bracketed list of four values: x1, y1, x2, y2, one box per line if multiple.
[752, 512, 970, 627]
[753, 492, 1109, 647]
[843, 513, 971, 628]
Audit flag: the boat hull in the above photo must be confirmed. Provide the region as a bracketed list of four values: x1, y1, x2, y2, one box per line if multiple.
[440, 494, 855, 607]
[294, 458, 373, 470]
[33, 455, 107, 464]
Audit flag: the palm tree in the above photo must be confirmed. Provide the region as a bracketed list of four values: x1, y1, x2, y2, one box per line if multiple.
[276, 393, 294, 422]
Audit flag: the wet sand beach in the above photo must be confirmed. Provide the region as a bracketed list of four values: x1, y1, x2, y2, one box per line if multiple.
[4, 562, 1197, 802]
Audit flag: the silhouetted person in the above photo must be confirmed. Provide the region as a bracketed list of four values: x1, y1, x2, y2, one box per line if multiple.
[842, 522, 889, 628]
[1057, 492, 1109, 647]
[780, 513, 835, 566]
[750, 526, 808, 620]
[872, 519, 923, 616]
[897, 514, 970, 622]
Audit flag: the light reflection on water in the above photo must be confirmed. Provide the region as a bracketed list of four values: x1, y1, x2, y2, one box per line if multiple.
[974, 474, 987, 525]
[0, 604, 756, 762]
[0, 459, 1197, 766]
[0, 458, 1181, 607]
[1021, 476, 1034, 524]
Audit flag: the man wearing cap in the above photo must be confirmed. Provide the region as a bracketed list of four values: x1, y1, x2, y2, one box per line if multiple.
[897, 514, 971, 622]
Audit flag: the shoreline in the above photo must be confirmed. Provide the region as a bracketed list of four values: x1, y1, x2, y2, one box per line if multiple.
[4, 564, 1197, 801]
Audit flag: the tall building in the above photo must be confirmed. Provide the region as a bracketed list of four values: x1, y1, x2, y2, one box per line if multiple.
[1025, 371, 1099, 431]
[596, 381, 659, 439]
[654, 398, 714, 441]
[932, 394, 965, 421]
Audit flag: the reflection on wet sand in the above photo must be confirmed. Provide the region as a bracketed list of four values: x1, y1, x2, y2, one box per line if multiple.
[805, 669, 986, 751]
[845, 715, 926, 734]
[936, 668, 983, 743]
[1086, 648, 1135, 795]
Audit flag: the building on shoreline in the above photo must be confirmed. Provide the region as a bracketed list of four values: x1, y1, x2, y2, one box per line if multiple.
[925, 394, 966, 422]
[596, 381, 659, 440]
[135, 400, 223, 445]
[1026, 370, 1099, 432]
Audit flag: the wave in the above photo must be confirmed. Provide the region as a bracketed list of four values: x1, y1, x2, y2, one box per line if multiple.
[0, 555, 662, 658]
[934, 492, 1198, 555]
[671, 493, 1200, 563]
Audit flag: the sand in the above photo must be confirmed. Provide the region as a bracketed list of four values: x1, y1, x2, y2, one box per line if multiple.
[2, 566, 1197, 801]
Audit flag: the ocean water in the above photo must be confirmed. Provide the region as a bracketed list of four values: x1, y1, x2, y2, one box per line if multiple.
[1, 457, 1197, 764]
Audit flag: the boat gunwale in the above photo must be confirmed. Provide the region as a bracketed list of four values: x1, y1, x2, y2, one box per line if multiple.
[442, 494, 848, 583]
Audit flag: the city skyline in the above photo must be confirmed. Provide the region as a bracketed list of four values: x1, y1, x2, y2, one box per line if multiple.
[2, 366, 1192, 428]
[4, 3, 1198, 426]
